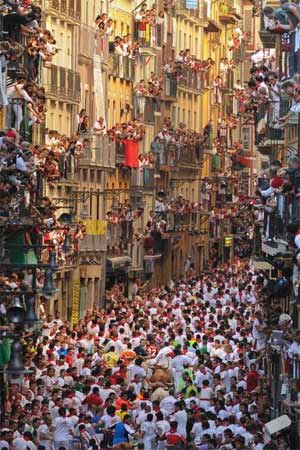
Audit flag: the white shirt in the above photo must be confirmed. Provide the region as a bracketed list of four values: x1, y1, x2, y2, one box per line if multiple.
[160, 395, 177, 415]
[171, 355, 193, 371]
[173, 410, 187, 437]
[37, 424, 52, 450]
[53, 416, 74, 441]
[191, 422, 203, 445]
[13, 438, 37, 450]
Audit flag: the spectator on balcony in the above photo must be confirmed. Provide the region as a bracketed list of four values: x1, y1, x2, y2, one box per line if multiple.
[93, 116, 106, 135]
[106, 18, 114, 37]
[263, 6, 289, 32]
[6, 75, 34, 132]
[134, 80, 148, 116]
[78, 115, 90, 134]
[135, 4, 148, 42]
[280, 0, 300, 30]
[265, 72, 281, 122]
[76, 108, 87, 132]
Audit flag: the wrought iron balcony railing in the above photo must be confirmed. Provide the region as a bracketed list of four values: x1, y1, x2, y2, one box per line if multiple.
[130, 168, 155, 190]
[106, 221, 133, 257]
[259, 11, 276, 48]
[133, 23, 162, 48]
[164, 74, 178, 99]
[45, 0, 81, 21]
[44, 65, 81, 102]
[79, 24, 95, 59]
[175, 0, 208, 21]
[78, 135, 116, 169]
[133, 95, 158, 124]
[178, 66, 204, 93]
[108, 54, 135, 81]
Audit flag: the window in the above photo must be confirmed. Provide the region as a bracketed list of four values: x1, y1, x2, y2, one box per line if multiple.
[89, 193, 93, 218]
[90, 170, 94, 183]
[194, 111, 197, 129]
[112, 100, 116, 125]
[188, 110, 191, 128]
[179, 30, 182, 49]
[182, 109, 186, 123]
[83, 169, 88, 182]
[96, 194, 100, 220]
[189, 35, 192, 50]
[184, 33, 187, 49]
[195, 37, 198, 55]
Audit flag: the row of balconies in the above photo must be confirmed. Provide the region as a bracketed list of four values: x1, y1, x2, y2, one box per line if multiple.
[45, 64, 81, 103]
[45, 0, 81, 22]
[175, 0, 208, 22]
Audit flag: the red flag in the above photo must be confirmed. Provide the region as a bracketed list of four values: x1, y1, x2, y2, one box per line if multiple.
[237, 156, 254, 168]
[124, 139, 139, 168]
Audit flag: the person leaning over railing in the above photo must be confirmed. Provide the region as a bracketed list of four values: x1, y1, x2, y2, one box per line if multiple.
[6, 75, 34, 132]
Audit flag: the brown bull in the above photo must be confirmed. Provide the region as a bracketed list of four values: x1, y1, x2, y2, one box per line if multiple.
[148, 365, 173, 388]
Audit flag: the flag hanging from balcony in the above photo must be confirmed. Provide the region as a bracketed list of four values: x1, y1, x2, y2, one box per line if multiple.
[237, 156, 255, 168]
[124, 139, 139, 168]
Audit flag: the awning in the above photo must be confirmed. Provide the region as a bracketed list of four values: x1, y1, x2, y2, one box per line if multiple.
[139, 47, 157, 57]
[107, 256, 132, 269]
[205, 19, 222, 33]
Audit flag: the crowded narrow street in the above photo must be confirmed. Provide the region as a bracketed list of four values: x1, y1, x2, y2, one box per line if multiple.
[1, 0, 300, 449]
[1, 251, 292, 450]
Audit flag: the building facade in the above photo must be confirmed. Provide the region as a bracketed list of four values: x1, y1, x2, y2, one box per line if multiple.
[28, 0, 251, 315]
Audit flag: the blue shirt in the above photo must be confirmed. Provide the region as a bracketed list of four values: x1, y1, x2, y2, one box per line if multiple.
[113, 422, 129, 445]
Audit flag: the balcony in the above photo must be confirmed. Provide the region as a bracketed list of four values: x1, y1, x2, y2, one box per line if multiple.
[257, 192, 298, 258]
[163, 74, 178, 101]
[152, 211, 201, 233]
[220, 69, 234, 92]
[259, 13, 276, 48]
[44, 65, 81, 103]
[45, 0, 81, 22]
[133, 23, 162, 51]
[106, 221, 133, 259]
[175, 0, 208, 22]
[219, 0, 242, 23]
[178, 145, 199, 166]
[79, 24, 95, 60]
[80, 233, 107, 253]
[131, 168, 155, 190]
[78, 135, 116, 169]
[133, 95, 159, 124]
[178, 66, 204, 94]
[115, 141, 126, 164]
[232, 42, 245, 62]
[108, 54, 135, 81]
[256, 99, 289, 152]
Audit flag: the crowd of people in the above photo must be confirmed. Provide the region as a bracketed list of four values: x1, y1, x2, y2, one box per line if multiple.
[107, 121, 145, 143]
[0, 2, 59, 128]
[150, 118, 210, 167]
[134, 75, 163, 100]
[134, 4, 164, 47]
[0, 257, 292, 450]
[162, 53, 214, 89]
